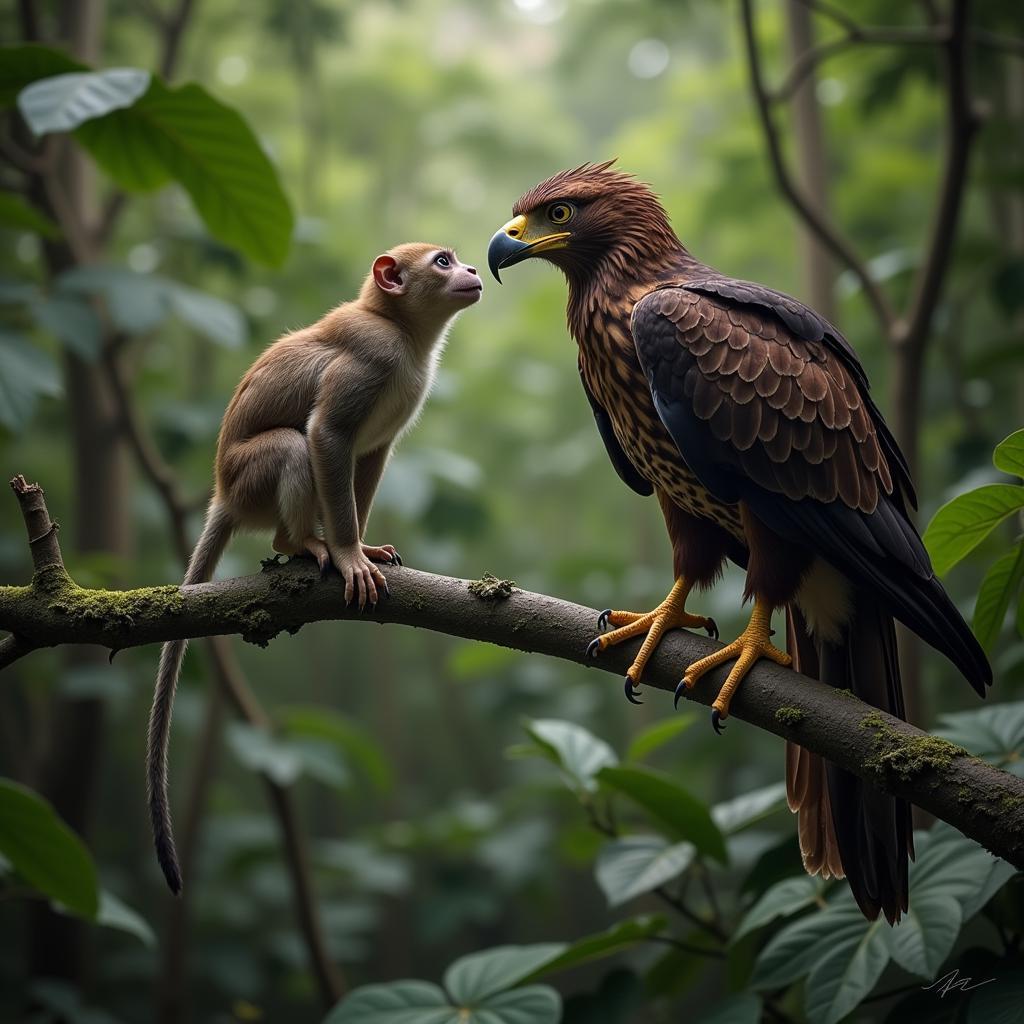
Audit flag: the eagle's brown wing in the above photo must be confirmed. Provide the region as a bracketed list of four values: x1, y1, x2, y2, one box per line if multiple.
[630, 282, 989, 692]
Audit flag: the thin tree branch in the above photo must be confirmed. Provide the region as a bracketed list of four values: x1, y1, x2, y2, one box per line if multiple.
[774, 26, 945, 104]
[3, 478, 1023, 871]
[739, 0, 899, 332]
[900, 0, 979, 355]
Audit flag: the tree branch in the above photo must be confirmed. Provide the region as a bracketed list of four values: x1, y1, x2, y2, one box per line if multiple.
[2, 480, 1023, 871]
[739, 0, 899, 332]
[900, 0, 979, 355]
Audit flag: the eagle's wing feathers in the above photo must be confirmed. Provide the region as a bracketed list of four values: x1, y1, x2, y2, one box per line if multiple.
[631, 284, 990, 692]
[579, 359, 653, 496]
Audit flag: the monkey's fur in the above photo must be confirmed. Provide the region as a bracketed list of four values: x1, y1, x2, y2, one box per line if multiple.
[148, 243, 482, 893]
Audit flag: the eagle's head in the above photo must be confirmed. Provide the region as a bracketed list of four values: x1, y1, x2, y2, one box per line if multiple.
[487, 161, 682, 285]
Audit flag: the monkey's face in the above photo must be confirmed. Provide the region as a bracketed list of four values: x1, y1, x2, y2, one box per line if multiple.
[416, 248, 483, 308]
[372, 246, 482, 311]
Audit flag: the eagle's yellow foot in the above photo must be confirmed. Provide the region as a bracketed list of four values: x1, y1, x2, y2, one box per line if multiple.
[586, 578, 718, 705]
[674, 600, 790, 733]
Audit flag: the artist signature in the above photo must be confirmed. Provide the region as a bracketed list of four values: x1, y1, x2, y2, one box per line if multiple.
[922, 969, 996, 998]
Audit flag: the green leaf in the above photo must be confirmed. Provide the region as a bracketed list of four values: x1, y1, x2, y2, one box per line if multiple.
[324, 979, 562, 1024]
[883, 892, 962, 978]
[31, 295, 103, 361]
[522, 915, 668, 980]
[966, 971, 1024, 1024]
[166, 282, 245, 348]
[994, 429, 1024, 478]
[0, 778, 98, 917]
[225, 722, 348, 788]
[0, 45, 85, 107]
[803, 904, 889, 1024]
[523, 718, 617, 794]
[281, 706, 392, 793]
[595, 835, 695, 907]
[923, 484, 1024, 576]
[626, 714, 695, 761]
[974, 546, 1024, 651]
[75, 78, 293, 265]
[324, 980, 454, 1024]
[732, 875, 822, 943]
[57, 266, 247, 347]
[95, 889, 156, 947]
[596, 765, 728, 863]
[750, 893, 857, 991]
[695, 994, 763, 1024]
[465, 987, 560, 1024]
[0, 191, 59, 237]
[0, 329, 62, 431]
[443, 944, 567, 1004]
[711, 781, 787, 834]
[18, 68, 150, 134]
[936, 700, 1024, 775]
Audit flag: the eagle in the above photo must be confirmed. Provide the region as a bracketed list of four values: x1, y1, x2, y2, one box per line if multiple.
[487, 162, 991, 923]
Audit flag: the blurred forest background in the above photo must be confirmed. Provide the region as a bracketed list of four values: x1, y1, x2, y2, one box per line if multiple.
[1, 1, 1024, 1022]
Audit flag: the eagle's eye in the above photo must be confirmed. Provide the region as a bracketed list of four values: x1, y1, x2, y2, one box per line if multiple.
[547, 202, 574, 225]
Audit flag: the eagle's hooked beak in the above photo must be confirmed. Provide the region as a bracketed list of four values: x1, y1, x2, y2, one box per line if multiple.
[487, 214, 570, 283]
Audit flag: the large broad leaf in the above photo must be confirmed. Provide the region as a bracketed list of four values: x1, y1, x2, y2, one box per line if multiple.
[935, 701, 1024, 776]
[0, 330, 62, 431]
[803, 903, 890, 1024]
[226, 722, 349, 788]
[18, 68, 150, 134]
[883, 892, 962, 978]
[282, 706, 392, 793]
[31, 294, 103, 361]
[993, 429, 1024, 478]
[75, 77, 293, 265]
[626, 715, 695, 762]
[711, 781, 787, 834]
[443, 944, 567, 1004]
[0, 191, 59, 237]
[695, 994, 763, 1024]
[0, 779, 98, 917]
[57, 266, 246, 347]
[596, 765, 728, 863]
[523, 915, 667, 980]
[973, 546, 1024, 652]
[732, 875, 822, 943]
[523, 719, 617, 794]
[923, 484, 1024, 576]
[595, 835, 695, 907]
[0, 44, 84, 106]
[966, 970, 1024, 1024]
[324, 981, 455, 1024]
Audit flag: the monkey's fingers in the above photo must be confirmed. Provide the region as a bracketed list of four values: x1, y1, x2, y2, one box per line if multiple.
[362, 543, 402, 566]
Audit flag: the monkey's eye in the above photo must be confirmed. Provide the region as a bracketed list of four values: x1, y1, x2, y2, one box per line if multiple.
[434, 253, 451, 268]
[547, 202, 574, 225]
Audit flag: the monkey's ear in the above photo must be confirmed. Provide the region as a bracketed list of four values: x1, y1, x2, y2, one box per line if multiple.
[372, 255, 406, 295]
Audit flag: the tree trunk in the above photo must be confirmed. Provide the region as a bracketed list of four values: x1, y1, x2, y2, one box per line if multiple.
[27, 0, 133, 992]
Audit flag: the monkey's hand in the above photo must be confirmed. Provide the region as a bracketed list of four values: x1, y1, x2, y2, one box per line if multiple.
[362, 543, 403, 566]
[328, 543, 390, 609]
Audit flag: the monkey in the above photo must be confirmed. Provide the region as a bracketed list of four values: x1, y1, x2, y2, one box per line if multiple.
[147, 243, 482, 893]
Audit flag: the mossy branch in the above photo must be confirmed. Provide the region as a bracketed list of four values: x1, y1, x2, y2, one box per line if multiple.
[3, 477, 1024, 870]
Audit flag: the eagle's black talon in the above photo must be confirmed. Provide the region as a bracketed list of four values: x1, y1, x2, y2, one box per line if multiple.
[598, 608, 613, 631]
[673, 679, 687, 710]
[711, 709, 726, 734]
[586, 637, 603, 659]
[706, 618, 719, 641]
[624, 677, 643, 705]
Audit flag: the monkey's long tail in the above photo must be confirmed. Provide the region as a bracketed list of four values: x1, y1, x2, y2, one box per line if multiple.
[147, 501, 235, 894]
